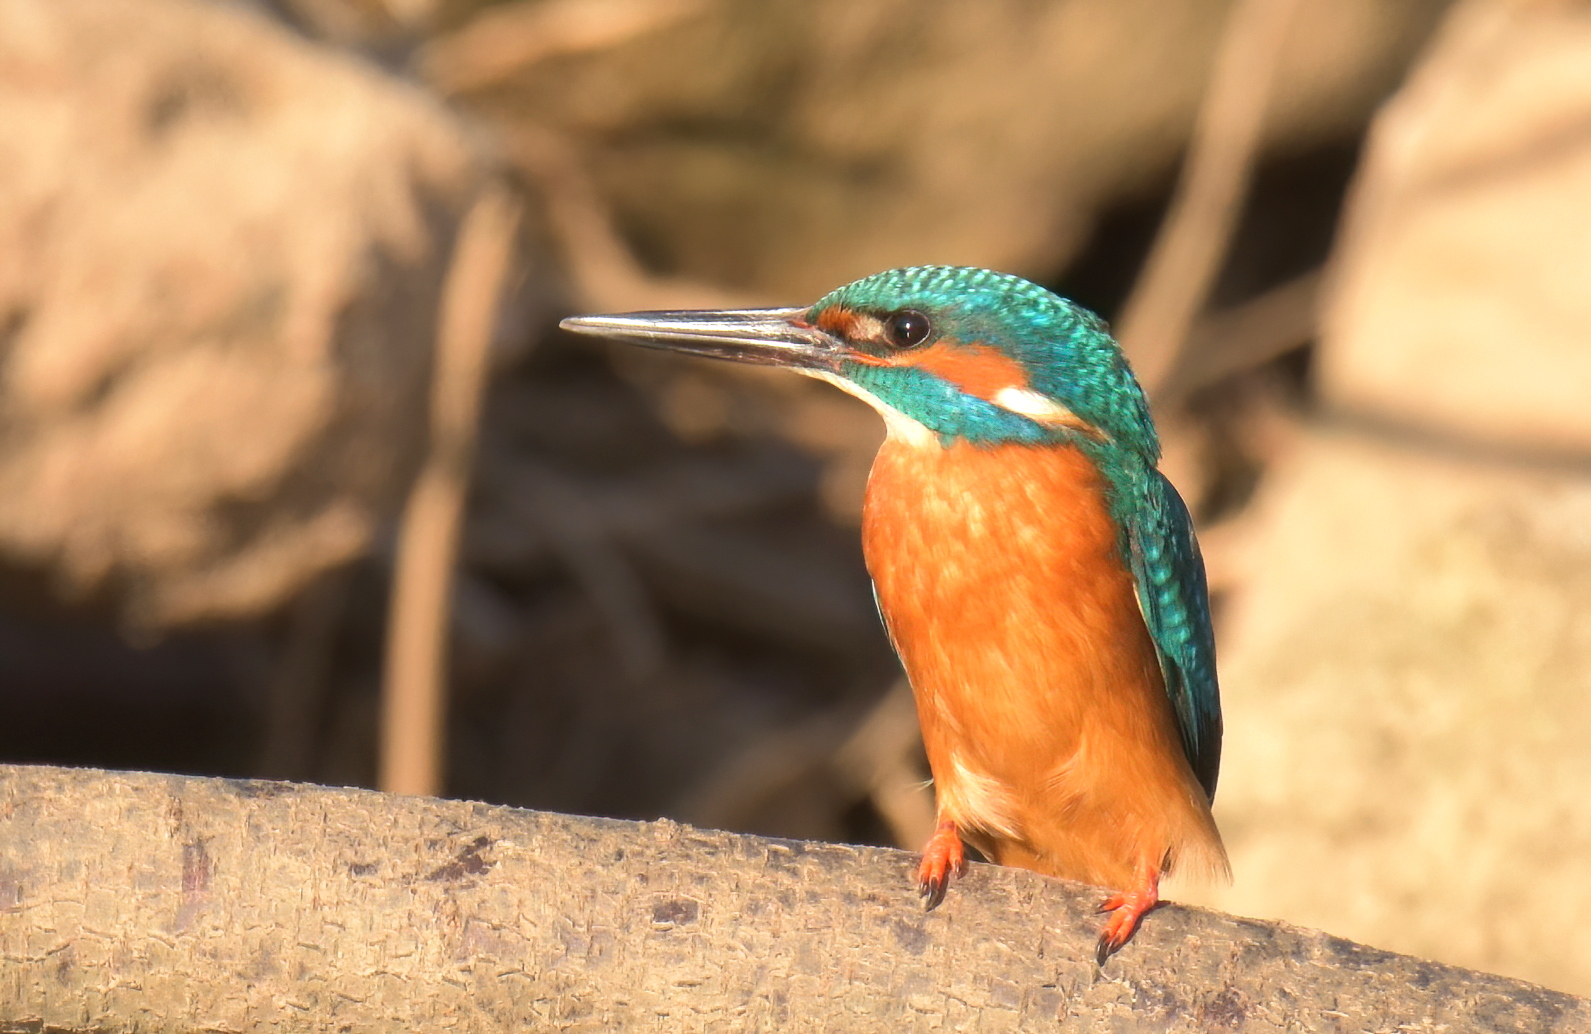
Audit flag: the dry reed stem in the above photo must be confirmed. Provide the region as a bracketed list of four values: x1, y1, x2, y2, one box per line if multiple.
[507, 124, 750, 312]
[379, 181, 524, 797]
[258, 572, 352, 781]
[1163, 268, 1321, 405]
[421, 0, 711, 96]
[1115, 0, 1305, 397]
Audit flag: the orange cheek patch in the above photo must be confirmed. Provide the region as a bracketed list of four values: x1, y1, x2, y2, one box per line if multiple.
[895, 340, 1031, 402]
[814, 317, 1034, 403]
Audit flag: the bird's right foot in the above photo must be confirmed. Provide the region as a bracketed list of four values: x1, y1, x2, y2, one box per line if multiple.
[1094, 864, 1161, 965]
[916, 819, 965, 910]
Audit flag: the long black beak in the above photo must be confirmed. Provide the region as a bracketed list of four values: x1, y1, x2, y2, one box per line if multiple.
[559, 307, 843, 372]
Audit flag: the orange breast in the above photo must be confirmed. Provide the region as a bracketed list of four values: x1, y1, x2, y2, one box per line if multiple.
[862, 437, 1225, 889]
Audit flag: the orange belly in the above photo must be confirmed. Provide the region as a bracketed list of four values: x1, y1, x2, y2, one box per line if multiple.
[862, 437, 1226, 889]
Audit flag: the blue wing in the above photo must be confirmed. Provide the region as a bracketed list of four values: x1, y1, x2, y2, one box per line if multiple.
[1125, 469, 1222, 800]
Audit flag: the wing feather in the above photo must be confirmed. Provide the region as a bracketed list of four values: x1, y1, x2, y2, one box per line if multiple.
[1125, 469, 1222, 800]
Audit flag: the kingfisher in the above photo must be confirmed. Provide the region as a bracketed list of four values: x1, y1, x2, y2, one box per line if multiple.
[561, 266, 1227, 962]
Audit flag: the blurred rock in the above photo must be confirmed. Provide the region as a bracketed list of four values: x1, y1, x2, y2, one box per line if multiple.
[1320, 0, 1591, 455]
[458, 0, 1450, 300]
[1187, 0, 1591, 995]
[1191, 430, 1591, 994]
[0, 0, 482, 628]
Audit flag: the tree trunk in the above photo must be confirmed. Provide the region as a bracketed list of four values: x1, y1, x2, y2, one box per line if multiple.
[0, 765, 1581, 1032]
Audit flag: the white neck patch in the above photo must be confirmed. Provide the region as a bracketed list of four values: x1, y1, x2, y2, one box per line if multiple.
[992, 386, 1107, 440]
[993, 387, 1077, 424]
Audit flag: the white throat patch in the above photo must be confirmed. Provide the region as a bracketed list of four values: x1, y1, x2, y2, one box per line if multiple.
[804, 370, 937, 448]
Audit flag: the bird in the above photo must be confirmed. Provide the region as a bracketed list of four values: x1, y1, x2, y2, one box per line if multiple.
[561, 265, 1227, 963]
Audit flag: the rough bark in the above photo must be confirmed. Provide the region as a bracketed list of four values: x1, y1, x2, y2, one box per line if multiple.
[0, 765, 1582, 1033]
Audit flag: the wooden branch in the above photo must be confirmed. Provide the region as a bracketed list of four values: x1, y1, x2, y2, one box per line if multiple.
[2, 766, 1584, 1032]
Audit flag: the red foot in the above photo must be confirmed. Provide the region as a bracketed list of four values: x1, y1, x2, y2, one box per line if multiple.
[1094, 865, 1161, 965]
[916, 820, 966, 910]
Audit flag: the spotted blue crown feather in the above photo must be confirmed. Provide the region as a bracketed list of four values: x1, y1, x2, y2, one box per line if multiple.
[814, 266, 1222, 798]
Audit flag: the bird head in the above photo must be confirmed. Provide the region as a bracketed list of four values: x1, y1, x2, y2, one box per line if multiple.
[561, 265, 1158, 460]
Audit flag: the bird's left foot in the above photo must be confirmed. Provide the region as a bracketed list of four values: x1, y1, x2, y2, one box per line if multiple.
[916, 819, 965, 910]
[1094, 866, 1161, 965]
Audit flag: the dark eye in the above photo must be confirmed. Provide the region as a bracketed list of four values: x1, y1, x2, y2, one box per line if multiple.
[883, 309, 932, 348]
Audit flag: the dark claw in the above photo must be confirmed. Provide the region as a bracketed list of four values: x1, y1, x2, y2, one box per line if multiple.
[919, 875, 948, 911]
[1095, 934, 1114, 968]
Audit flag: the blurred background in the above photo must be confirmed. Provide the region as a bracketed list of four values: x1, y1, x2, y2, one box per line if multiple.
[3, 0, 1591, 997]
